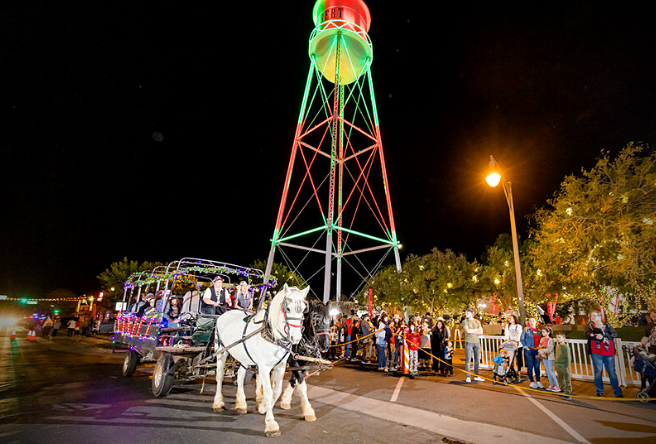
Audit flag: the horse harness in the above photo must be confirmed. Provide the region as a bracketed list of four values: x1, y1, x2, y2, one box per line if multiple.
[214, 297, 305, 371]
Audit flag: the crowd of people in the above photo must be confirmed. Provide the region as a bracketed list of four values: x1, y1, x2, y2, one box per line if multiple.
[329, 309, 456, 378]
[326, 307, 656, 398]
[28, 315, 101, 339]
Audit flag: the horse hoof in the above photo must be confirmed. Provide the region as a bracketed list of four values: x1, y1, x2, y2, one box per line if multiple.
[236, 407, 248, 414]
[265, 429, 281, 437]
[257, 405, 267, 415]
[304, 414, 316, 422]
[280, 402, 291, 410]
[213, 406, 225, 413]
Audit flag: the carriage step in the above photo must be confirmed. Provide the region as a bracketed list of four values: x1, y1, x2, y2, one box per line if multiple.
[159, 327, 187, 333]
[156, 346, 206, 353]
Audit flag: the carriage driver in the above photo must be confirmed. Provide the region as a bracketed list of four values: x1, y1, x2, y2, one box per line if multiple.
[201, 276, 230, 315]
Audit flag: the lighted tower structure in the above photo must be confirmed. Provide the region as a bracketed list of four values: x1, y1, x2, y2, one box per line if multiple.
[265, 0, 401, 304]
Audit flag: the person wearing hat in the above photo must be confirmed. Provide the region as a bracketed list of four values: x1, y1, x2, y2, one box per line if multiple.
[202, 277, 229, 315]
[233, 281, 254, 312]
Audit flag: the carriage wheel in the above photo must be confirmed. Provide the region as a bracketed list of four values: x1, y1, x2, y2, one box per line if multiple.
[122, 350, 139, 377]
[637, 390, 650, 404]
[152, 353, 175, 397]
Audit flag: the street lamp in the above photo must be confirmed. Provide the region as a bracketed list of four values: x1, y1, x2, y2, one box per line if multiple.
[486, 155, 526, 325]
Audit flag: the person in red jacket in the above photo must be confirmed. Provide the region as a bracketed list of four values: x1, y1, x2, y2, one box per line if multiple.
[406, 324, 421, 377]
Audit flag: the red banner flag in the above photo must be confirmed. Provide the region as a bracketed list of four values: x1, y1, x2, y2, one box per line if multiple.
[368, 288, 373, 317]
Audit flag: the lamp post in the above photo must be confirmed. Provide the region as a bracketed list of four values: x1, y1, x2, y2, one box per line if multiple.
[486, 155, 526, 325]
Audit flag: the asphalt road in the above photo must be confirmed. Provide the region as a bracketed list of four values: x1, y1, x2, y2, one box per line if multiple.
[1, 332, 655, 444]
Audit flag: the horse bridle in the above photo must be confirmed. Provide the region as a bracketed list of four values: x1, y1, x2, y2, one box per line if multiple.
[296, 309, 330, 357]
[309, 311, 330, 340]
[280, 297, 306, 340]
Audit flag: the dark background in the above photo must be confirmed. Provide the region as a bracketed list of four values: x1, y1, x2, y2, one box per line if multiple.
[2, 1, 655, 297]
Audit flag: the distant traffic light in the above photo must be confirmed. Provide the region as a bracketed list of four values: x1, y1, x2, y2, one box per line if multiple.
[97, 291, 104, 302]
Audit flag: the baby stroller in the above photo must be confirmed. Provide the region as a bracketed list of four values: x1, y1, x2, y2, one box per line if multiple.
[631, 347, 656, 403]
[494, 341, 522, 384]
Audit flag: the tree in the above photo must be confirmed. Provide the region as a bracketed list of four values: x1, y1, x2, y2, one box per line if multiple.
[368, 249, 480, 317]
[365, 264, 408, 314]
[412, 249, 479, 315]
[478, 235, 546, 320]
[97, 257, 164, 307]
[528, 143, 656, 323]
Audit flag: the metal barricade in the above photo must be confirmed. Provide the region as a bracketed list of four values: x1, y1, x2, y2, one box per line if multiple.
[478, 335, 641, 387]
[616, 339, 642, 387]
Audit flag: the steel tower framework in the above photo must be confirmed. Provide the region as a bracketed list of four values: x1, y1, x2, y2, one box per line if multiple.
[265, 3, 401, 304]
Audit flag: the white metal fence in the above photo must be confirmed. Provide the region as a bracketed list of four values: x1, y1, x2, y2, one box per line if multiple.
[475, 335, 642, 387]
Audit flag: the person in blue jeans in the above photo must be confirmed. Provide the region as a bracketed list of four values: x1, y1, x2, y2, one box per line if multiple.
[585, 311, 623, 398]
[520, 317, 545, 389]
[375, 317, 388, 371]
[345, 310, 356, 358]
[462, 309, 485, 382]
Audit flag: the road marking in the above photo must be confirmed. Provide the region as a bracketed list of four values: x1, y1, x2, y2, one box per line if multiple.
[512, 386, 590, 444]
[308, 385, 573, 444]
[390, 377, 404, 402]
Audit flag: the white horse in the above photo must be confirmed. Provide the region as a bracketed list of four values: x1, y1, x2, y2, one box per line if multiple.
[213, 284, 309, 437]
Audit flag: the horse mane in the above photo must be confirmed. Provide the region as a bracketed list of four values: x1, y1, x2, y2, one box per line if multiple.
[268, 285, 308, 341]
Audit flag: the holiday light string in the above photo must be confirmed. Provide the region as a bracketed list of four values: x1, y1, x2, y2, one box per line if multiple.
[115, 312, 162, 342]
[0, 297, 85, 302]
[123, 264, 278, 292]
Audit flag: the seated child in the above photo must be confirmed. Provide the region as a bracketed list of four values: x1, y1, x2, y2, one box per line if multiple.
[493, 349, 510, 383]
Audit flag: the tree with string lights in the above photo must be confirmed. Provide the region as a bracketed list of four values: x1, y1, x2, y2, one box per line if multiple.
[528, 143, 656, 324]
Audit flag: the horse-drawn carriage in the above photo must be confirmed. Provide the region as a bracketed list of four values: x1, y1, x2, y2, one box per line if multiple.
[114, 258, 277, 396]
[114, 257, 333, 435]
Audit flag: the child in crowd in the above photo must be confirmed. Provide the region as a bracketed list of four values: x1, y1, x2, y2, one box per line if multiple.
[338, 322, 347, 359]
[350, 318, 361, 361]
[384, 317, 394, 371]
[444, 341, 455, 376]
[406, 324, 421, 377]
[493, 349, 510, 384]
[394, 320, 407, 371]
[328, 322, 338, 360]
[419, 321, 431, 369]
[538, 326, 561, 392]
[375, 315, 388, 371]
[555, 332, 573, 400]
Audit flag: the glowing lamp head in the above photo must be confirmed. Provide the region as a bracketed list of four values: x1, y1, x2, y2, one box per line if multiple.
[486, 172, 501, 187]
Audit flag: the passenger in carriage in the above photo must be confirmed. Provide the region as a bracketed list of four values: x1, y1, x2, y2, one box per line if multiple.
[155, 290, 170, 312]
[129, 294, 145, 313]
[181, 289, 202, 318]
[136, 293, 157, 317]
[165, 296, 181, 326]
[233, 281, 254, 312]
[201, 276, 230, 315]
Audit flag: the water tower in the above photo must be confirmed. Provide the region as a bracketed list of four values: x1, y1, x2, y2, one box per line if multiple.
[264, 0, 402, 304]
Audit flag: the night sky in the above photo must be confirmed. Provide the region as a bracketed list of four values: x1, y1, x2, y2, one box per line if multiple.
[2, 1, 656, 297]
